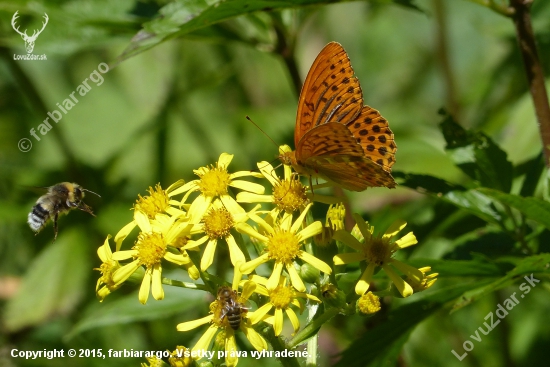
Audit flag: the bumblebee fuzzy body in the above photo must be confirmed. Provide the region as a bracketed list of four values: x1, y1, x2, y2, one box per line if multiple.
[28, 182, 97, 240]
[217, 286, 248, 330]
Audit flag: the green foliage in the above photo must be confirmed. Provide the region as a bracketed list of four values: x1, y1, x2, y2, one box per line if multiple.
[1, 0, 550, 367]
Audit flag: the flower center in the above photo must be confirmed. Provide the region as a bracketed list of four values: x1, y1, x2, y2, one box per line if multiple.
[357, 292, 381, 315]
[364, 237, 392, 266]
[134, 232, 166, 268]
[267, 229, 301, 264]
[203, 207, 234, 239]
[272, 177, 308, 213]
[97, 261, 118, 288]
[197, 165, 231, 197]
[269, 285, 293, 309]
[134, 184, 170, 219]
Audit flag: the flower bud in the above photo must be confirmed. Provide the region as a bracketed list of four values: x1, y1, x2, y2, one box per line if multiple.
[320, 283, 347, 309]
[299, 263, 320, 284]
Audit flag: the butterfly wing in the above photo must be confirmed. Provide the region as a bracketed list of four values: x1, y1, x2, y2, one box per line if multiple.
[346, 105, 397, 172]
[295, 42, 363, 147]
[296, 123, 396, 191]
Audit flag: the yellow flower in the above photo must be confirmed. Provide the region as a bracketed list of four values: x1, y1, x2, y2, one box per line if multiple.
[114, 180, 186, 250]
[176, 281, 267, 367]
[140, 356, 163, 367]
[111, 211, 195, 304]
[315, 203, 346, 246]
[168, 346, 193, 367]
[407, 266, 438, 292]
[183, 199, 259, 271]
[94, 235, 121, 301]
[237, 159, 342, 216]
[245, 275, 320, 336]
[238, 203, 332, 292]
[170, 153, 265, 224]
[357, 291, 381, 315]
[333, 214, 422, 297]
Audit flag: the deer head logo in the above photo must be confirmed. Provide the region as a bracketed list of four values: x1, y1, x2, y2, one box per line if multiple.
[11, 11, 49, 54]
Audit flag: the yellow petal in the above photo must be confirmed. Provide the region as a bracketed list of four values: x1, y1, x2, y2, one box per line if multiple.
[200, 239, 217, 271]
[248, 303, 273, 325]
[333, 252, 364, 265]
[257, 161, 278, 185]
[166, 179, 185, 194]
[139, 268, 152, 304]
[218, 152, 234, 168]
[296, 221, 323, 241]
[383, 265, 413, 297]
[352, 213, 371, 241]
[229, 180, 265, 195]
[383, 219, 407, 239]
[242, 324, 268, 351]
[177, 315, 213, 331]
[225, 333, 238, 367]
[112, 259, 140, 284]
[274, 308, 284, 336]
[236, 192, 274, 204]
[188, 194, 212, 224]
[164, 251, 189, 266]
[240, 253, 269, 274]
[395, 232, 418, 248]
[183, 235, 208, 250]
[97, 235, 113, 262]
[389, 259, 424, 283]
[298, 251, 332, 274]
[152, 264, 164, 300]
[111, 249, 137, 261]
[114, 221, 136, 251]
[291, 203, 313, 233]
[226, 235, 246, 266]
[267, 262, 283, 290]
[170, 180, 196, 197]
[134, 210, 151, 233]
[241, 280, 256, 300]
[332, 230, 363, 251]
[235, 222, 269, 243]
[192, 325, 217, 355]
[285, 308, 300, 335]
[219, 195, 246, 215]
[286, 263, 306, 292]
[355, 263, 375, 296]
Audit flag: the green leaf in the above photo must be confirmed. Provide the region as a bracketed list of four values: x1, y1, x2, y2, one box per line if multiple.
[334, 280, 494, 367]
[406, 257, 511, 277]
[518, 152, 545, 197]
[451, 253, 550, 312]
[439, 112, 513, 192]
[442, 190, 502, 224]
[477, 188, 550, 230]
[66, 283, 206, 340]
[3, 230, 90, 332]
[393, 171, 466, 194]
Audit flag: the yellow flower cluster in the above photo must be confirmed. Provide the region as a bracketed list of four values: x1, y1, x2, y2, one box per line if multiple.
[95, 151, 437, 367]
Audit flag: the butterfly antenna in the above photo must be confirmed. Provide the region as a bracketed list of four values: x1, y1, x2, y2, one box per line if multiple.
[246, 116, 280, 149]
[83, 188, 101, 198]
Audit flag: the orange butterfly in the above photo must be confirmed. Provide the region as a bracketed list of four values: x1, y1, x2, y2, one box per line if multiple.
[279, 42, 397, 191]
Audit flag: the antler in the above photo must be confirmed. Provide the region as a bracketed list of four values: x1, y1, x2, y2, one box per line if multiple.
[29, 13, 49, 40]
[11, 11, 28, 38]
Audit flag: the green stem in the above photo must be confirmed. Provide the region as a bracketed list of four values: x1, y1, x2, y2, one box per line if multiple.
[161, 277, 209, 291]
[260, 327, 301, 367]
[467, 0, 515, 17]
[287, 307, 339, 348]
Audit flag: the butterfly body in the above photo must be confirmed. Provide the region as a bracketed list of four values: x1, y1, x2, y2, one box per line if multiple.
[280, 42, 397, 191]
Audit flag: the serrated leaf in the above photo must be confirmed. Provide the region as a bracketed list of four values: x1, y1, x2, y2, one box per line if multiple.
[334, 280, 494, 367]
[3, 230, 90, 332]
[477, 188, 550, 230]
[439, 112, 513, 192]
[451, 253, 550, 312]
[518, 152, 545, 197]
[393, 171, 466, 194]
[66, 284, 206, 339]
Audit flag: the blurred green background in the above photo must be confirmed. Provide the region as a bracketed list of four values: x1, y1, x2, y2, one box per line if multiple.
[1, 0, 550, 366]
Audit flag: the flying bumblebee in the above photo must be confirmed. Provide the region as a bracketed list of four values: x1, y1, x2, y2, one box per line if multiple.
[27, 182, 100, 241]
[217, 286, 250, 330]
